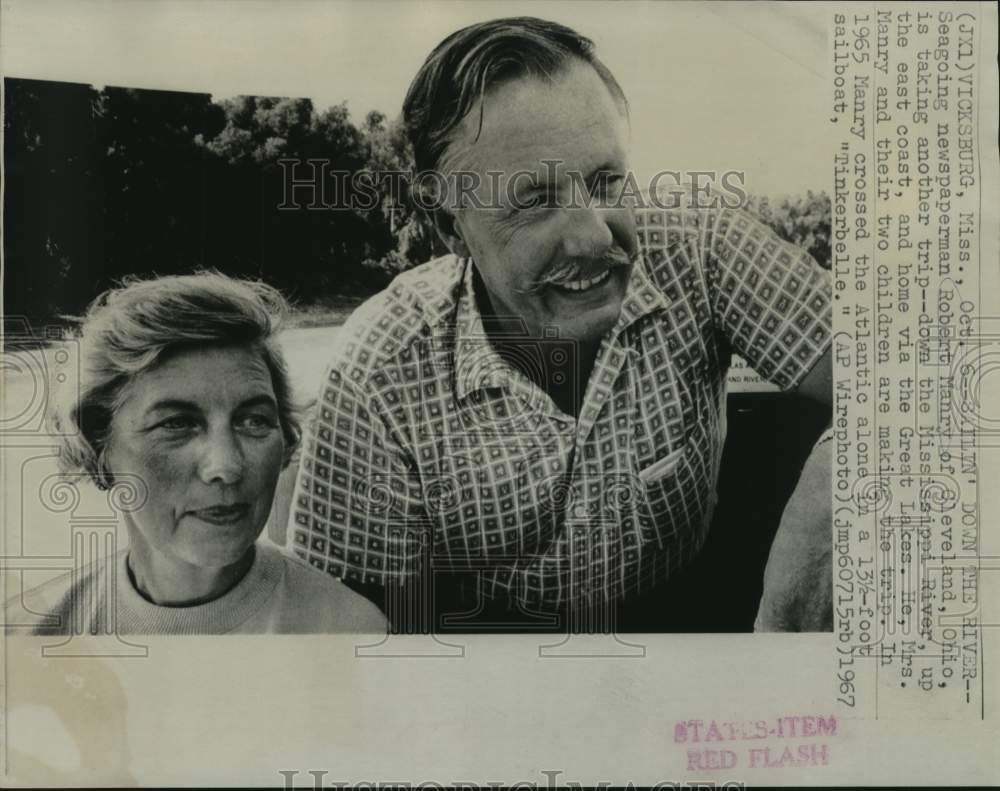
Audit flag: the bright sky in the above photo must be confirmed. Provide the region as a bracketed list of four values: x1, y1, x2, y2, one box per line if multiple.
[1, 0, 832, 196]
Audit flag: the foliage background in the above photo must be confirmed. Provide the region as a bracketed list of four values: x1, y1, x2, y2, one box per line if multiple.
[4, 78, 830, 325]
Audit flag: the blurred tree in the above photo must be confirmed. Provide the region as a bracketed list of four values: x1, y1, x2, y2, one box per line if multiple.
[97, 86, 226, 281]
[3, 79, 225, 321]
[356, 110, 442, 288]
[199, 95, 384, 299]
[4, 79, 103, 321]
[745, 191, 831, 269]
[4, 76, 831, 325]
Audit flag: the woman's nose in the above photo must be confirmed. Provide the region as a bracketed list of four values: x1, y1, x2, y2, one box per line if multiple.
[197, 430, 245, 486]
[560, 205, 615, 261]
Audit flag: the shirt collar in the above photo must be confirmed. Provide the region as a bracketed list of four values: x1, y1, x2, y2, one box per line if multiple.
[611, 249, 672, 333]
[410, 253, 467, 331]
[452, 257, 517, 401]
[449, 251, 670, 402]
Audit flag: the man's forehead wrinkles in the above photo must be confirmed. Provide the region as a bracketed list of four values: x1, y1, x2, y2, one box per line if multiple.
[460, 122, 625, 174]
[446, 63, 624, 160]
[476, 103, 615, 148]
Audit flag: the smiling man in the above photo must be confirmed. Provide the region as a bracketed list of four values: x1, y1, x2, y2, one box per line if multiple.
[424, 55, 638, 418]
[288, 17, 833, 631]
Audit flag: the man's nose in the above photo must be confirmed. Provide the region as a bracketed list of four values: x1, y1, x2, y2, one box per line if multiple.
[559, 205, 615, 261]
[197, 429, 245, 486]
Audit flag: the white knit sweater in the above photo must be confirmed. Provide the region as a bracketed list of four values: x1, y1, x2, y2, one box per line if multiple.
[8, 542, 386, 635]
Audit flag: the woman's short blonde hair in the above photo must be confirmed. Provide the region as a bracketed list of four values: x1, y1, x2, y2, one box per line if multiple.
[52, 272, 301, 489]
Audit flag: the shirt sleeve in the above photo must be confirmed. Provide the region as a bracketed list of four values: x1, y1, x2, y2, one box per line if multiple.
[699, 207, 833, 391]
[288, 365, 429, 586]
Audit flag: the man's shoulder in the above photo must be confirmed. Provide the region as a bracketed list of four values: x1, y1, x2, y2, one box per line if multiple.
[330, 254, 464, 386]
[634, 197, 751, 242]
[634, 199, 787, 286]
[632, 197, 714, 291]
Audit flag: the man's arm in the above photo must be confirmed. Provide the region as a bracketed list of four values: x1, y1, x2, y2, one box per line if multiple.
[754, 429, 833, 631]
[286, 366, 428, 627]
[759, 337, 832, 631]
[795, 346, 832, 408]
[696, 207, 834, 630]
[697, 207, 834, 396]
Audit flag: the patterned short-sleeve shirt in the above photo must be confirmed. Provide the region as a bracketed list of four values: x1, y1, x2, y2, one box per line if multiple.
[289, 205, 832, 607]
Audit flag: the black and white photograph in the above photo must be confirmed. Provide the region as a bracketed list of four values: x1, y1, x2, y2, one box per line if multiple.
[3, 2, 834, 636]
[1, 0, 998, 787]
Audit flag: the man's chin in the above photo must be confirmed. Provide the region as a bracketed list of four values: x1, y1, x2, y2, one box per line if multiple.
[545, 269, 629, 341]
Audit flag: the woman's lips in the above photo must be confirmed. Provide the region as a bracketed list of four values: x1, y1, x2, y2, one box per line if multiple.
[188, 504, 251, 525]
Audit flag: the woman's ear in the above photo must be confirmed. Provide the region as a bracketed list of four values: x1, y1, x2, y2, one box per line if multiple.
[281, 423, 302, 469]
[95, 438, 116, 491]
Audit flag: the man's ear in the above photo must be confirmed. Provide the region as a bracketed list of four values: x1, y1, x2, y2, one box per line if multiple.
[429, 208, 471, 258]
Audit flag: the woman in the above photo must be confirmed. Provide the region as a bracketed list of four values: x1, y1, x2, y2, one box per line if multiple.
[13, 272, 386, 634]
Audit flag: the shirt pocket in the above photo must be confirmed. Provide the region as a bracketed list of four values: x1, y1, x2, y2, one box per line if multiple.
[637, 447, 685, 484]
[635, 442, 714, 554]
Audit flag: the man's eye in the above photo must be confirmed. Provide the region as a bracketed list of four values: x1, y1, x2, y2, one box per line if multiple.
[593, 174, 624, 197]
[515, 192, 554, 212]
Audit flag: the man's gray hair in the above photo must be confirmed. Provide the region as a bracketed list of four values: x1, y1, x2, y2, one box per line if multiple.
[402, 16, 628, 178]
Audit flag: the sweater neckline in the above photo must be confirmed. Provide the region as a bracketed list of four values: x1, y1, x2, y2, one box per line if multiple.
[115, 543, 284, 634]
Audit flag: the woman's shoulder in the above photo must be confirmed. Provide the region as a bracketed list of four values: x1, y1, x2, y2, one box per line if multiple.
[4, 555, 117, 635]
[258, 543, 388, 633]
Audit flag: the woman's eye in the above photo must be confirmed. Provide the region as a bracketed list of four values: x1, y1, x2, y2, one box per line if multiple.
[238, 414, 278, 435]
[156, 415, 198, 432]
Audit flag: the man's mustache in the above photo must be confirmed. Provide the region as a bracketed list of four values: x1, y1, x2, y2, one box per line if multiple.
[518, 247, 637, 294]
